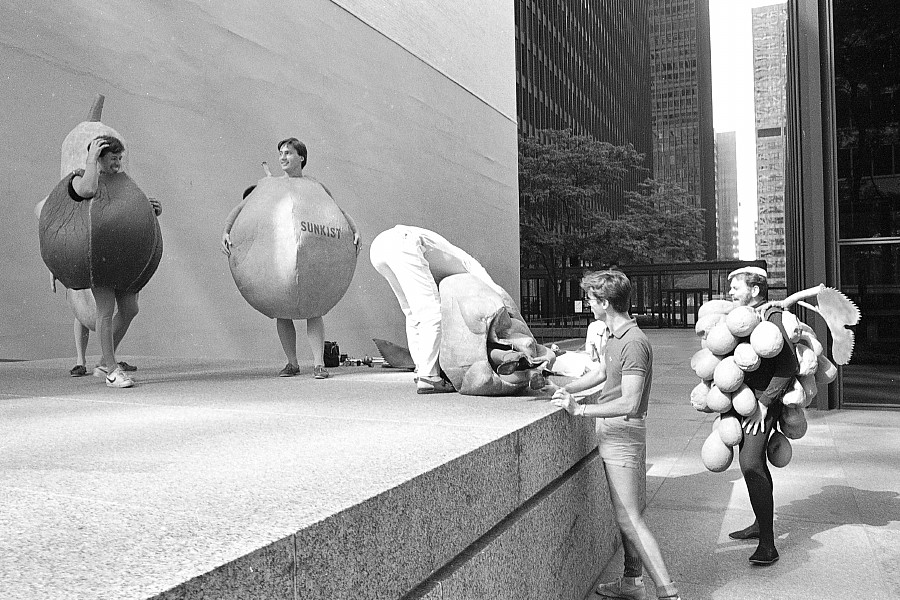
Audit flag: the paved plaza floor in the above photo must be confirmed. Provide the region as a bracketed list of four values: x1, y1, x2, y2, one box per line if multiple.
[590, 330, 900, 600]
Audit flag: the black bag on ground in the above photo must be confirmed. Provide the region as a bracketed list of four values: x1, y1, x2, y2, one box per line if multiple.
[324, 341, 341, 367]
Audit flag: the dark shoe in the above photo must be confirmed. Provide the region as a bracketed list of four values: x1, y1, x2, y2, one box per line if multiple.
[70, 364, 88, 377]
[729, 523, 760, 540]
[528, 371, 548, 390]
[416, 376, 455, 394]
[278, 363, 300, 377]
[496, 359, 521, 375]
[313, 365, 330, 379]
[491, 349, 525, 375]
[749, 545, 779, 566]
[117, 361, 137, 372]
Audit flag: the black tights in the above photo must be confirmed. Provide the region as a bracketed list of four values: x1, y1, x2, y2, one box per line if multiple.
[738, 402, 782, 548]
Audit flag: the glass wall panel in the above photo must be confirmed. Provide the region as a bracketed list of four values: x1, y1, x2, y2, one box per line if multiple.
[833, 0, 900, 407]
[839, 242, 900, 406]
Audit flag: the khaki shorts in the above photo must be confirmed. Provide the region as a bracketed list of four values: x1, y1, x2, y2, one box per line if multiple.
[597, 415, 647, 469]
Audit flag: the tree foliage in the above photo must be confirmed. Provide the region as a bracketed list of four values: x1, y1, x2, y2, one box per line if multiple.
[606, 179, 707, 265]
[519, 129, 646, 313]
[519, 129, 707, 315]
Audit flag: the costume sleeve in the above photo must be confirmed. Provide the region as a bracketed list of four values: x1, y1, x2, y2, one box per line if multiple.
[67, 170, 91, 202]
[223, 196, 250, 232]
[752, 309, 800, 406]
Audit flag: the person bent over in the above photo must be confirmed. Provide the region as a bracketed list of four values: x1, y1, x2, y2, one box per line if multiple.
[370, 225, 512, 394]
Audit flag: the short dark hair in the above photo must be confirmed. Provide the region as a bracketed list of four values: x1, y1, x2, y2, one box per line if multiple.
[734, 273, 768, 299]
[88, 135, 125, 157]
[580, 270, 632, 313]
[277, 137, 307, 168]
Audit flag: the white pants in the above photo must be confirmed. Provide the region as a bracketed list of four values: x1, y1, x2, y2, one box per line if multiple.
[371, 226, 491, 379]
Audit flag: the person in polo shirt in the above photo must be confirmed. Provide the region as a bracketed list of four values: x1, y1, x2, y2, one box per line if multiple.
[551, 270, 681, 600]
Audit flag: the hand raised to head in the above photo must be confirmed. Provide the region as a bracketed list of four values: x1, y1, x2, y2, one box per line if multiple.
[86, 137, 109, 163]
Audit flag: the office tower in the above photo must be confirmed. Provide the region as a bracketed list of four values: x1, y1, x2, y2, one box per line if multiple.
[515, 0, 652, 216]
[715, 131, 740, 259]
[649, 0, 717, 259]
[752, 2, 788, 289]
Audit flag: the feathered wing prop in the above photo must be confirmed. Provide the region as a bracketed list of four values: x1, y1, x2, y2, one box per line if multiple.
[799, 287, 860, 365]
[771, 284, 861, 365]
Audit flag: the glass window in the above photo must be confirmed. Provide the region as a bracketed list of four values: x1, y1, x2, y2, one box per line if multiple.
[839, 242, 900, 406]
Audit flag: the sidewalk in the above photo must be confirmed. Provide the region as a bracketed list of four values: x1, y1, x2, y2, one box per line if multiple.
[595, 329, 900, 600]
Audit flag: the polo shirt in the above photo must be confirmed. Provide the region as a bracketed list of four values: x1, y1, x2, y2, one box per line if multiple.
[596, 318, 653, 417]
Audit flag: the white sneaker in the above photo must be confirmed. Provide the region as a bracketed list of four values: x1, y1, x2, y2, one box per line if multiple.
[595, 576, 647, 600]
[105, 368, 135, 388]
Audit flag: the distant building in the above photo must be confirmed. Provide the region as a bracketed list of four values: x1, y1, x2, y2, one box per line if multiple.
[515, 0, 653, 319]
[649, 0, 717, 259]
[752, 3, 788, 289]
[715, 131, 740, 259]
[515, 0, 652, 216]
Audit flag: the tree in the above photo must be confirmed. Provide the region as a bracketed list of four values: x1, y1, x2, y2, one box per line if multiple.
[519, 129, 647, 315]
[605, 179, 707, 265]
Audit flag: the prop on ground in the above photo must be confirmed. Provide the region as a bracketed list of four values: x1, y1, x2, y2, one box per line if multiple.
[372, 338, 415, 370]
[691, 286, 859, 473]
[439, 274, 555, 396]
[38, 94, 163, 293]
[227, 166, 357, 319]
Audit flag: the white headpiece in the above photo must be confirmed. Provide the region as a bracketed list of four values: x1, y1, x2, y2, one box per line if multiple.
[727, 266, 767, 280]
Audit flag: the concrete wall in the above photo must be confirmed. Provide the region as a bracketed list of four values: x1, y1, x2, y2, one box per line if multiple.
[141, 406, 616, 600]
[0, 0, 518, 361]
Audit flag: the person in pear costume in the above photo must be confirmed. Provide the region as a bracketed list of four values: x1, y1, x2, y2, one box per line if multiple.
[39, 96, 163, 389]
[34, 199, 142, 379]
[222, 138, 360, 379]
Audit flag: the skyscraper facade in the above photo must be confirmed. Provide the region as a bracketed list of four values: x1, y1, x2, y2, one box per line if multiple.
[649, 0, 717, 259]
[785, 0, 899, 408]
[715, 131, 740, 259]
[515, 0, 652, 216]
[752, 3, 788, 290]
[515, 0, 654, 319]
[831, 0, 900, 407]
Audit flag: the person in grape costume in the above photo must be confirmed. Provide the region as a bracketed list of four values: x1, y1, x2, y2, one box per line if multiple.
[727, 266, 799, 566]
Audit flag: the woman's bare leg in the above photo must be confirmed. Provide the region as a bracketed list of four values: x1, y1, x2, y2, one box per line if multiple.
[92, 287, 117, 370]
[276, 318, 298, 367]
